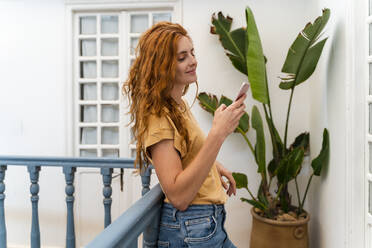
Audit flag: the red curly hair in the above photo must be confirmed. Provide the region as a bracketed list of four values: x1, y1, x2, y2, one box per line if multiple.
[122, 21, 198, 173]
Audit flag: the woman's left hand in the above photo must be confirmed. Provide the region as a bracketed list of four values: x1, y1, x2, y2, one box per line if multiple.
[216, 162, 236, 197]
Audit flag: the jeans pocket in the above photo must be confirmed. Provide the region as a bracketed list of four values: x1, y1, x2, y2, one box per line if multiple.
[157, 240, 169, 248]
[184, 215, 218, 242]
[159, 213, 181, 229]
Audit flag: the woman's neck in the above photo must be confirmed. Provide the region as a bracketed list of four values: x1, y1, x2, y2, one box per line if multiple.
[171, 85, 184, 105]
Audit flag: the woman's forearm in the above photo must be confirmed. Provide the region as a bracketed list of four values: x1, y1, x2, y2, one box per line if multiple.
[170, 129, 225, 210]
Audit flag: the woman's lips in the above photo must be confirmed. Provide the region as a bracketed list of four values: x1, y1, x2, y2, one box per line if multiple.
[186, 69, 196, 75]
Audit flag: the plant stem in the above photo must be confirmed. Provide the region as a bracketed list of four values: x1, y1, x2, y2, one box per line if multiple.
[268, 177, 272, 189]
[247, 187, 258, 202]
[300, 173, 314, 213]
[284, 87, 295, 150]
[263, 104, 280, 162]
[238, 129, 255, 154]
[264, 71, 273, 120]
[295, 177, 301, 213]
[274, 183, 284, 204]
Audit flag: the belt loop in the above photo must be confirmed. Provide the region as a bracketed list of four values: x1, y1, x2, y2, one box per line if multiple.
[172, 207, 178, 221]
[213, 204, 218, 218]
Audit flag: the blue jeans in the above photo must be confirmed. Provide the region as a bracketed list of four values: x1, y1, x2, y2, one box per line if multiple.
[157, 203, 237, 248]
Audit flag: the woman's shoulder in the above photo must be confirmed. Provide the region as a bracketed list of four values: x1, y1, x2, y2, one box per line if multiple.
[147, 109, 175, 132]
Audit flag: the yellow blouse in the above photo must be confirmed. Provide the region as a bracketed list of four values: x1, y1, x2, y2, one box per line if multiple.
[143, 98, 227, 205]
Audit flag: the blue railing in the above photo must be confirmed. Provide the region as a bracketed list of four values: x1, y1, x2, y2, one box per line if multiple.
[87, 184, 164, 247]
[0, 155, 164, 248]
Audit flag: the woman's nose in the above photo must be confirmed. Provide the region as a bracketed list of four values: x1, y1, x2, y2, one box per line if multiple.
[190, 55, 197, 66]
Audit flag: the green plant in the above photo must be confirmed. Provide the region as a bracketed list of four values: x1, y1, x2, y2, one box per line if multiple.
[197, 7, 330, 219]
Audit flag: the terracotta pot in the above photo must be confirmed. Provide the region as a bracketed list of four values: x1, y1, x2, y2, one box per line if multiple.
[250, 208, 310, 248]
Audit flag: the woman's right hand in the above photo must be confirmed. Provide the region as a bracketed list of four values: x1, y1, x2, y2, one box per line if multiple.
[211, 94, 247, 140]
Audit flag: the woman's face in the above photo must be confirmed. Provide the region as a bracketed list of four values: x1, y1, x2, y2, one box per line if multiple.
[174, 36, 197, 86]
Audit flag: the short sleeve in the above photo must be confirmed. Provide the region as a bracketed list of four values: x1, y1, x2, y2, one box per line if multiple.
[143, 113, 186, 164]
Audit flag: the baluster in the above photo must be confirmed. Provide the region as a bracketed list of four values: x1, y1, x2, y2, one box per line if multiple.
[28, 165, 40, 248]
[0, 165, 7, 248]
[129, 239, 138, 248]
[140, 167, 151, 196]
[63, 167, 76, 248]
[141, 167, 161, 248]
[101, 168, 113, 228]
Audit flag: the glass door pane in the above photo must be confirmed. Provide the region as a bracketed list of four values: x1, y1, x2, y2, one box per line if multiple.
[102, 127, 119, 144]
[80, 149, 97, 157]
[80, 127, 97, 144]
[101, 15, 118, 34]
[102, 60, 118, 78]
[101, 38, 119, 56]
[370, 24, 372, 56]
[101, 105, 119, 123]
[80, 39, 96, 56]
[102, 83, 118, 100]
[80, 83, 97, 100]
[80, 61, 97, 78]
[102, 149, 119, 157]
[81, 105, 97, 122]
[370, 181, 372, 214]
[370, 103, 372, 134]
[80, 16, 96, 34]
[153, 13, 171, 24]
[370, 64, 372, 95]
[131, 14, 149, 33]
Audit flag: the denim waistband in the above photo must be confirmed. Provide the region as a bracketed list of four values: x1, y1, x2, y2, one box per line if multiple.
[162, 202, 225, 220]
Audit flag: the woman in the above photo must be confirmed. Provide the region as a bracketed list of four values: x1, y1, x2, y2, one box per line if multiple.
[123, 21, 246, 248]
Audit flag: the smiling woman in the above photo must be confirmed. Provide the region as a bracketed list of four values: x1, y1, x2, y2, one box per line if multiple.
[122, 22, 246, 248]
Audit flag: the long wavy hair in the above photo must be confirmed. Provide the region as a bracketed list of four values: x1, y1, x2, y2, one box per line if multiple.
[122, 21, 198, 173]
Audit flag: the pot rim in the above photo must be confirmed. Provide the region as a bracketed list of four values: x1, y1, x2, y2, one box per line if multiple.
[250, 208, 310, 226]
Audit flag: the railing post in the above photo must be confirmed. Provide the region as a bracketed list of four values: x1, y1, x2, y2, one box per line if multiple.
[140, 167, 151, 197]
[28, 165, 41, 248]
[141, 167, 162, 248]
[0, 165, 7, 248]
[101, 167, 113, 228]
[63, 166, 76, 248]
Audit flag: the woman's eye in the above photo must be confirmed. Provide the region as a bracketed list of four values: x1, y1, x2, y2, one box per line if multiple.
[178, 57, 185, 61]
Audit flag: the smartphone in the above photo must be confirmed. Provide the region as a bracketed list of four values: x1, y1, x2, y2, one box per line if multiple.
[235, 82, 250, 101]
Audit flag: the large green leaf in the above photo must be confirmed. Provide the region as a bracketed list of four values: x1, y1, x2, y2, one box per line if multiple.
[268, 159, 276, 179]
[211, 12, 247, 75]
[257, 190, 269, 207]
[264, 113, 284, 171]
[197, 92, 218, 115]
[295, 38, 327, 84]
[276, 147, 304, 184]
[287, 148, 304, 178]
[280, 8, 330, 90]
[232, 172, 248, 190]
[252, 106, 266, 173]
[197, 93, 249, 133]
[290, 132, 310, 153]
[276, 156, 289, 184]
[227, 53, 247, 75]
[241, 198, 265, 211]
[311, 128, 330, 176]
[245, 7, 269, 104]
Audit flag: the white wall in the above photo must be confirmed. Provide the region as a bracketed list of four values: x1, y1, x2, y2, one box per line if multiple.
[308, 0, 365, 247]
[0, 0, 68, 247]
[0, 0, 354, 247]
[307, 0, 347, 245]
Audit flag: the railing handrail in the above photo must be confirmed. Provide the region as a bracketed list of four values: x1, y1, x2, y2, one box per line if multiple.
[0, 155, 154, 169]
[0, 155, 158, 247]
[86, 183, 164, 248]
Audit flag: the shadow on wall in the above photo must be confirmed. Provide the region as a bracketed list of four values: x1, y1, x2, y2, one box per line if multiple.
[309, 18, 343, 248]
